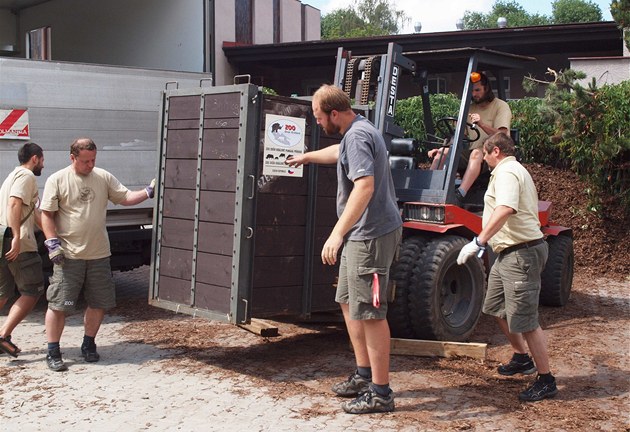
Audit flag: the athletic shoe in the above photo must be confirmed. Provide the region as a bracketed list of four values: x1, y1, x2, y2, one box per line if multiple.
[498, 356, 537, 376]
[46, 349, 68, 372]
[342, 387, 395, 414]
[331, 371, 370, 397]
[519, 375, 558, 401]
[81, 345, 100, 363]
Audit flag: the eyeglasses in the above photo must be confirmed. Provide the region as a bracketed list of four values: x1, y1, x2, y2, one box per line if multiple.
[470, 72, 481, 83]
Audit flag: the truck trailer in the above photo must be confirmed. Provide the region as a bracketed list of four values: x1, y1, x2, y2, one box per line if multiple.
[0, 57, 211, 272]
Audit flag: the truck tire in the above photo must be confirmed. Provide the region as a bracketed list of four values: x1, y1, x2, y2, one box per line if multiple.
[540, 235, 574, 306]
[407, 235, 486, 342]
[387, 235, 428, 339]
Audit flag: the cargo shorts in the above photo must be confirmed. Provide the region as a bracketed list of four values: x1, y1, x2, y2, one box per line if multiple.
[46, 257, 116, 313]
[336, 227, 402, 321]
[483, 242, 548, 333]
[0, 252, 45, 299]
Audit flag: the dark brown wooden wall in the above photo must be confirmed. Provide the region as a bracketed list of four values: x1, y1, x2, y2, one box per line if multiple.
[251, 97, 338, 317]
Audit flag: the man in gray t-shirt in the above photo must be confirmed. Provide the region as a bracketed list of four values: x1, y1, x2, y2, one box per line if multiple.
[287, 85, 402, 414]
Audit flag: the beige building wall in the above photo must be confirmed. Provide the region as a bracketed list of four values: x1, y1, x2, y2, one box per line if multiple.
[215, 0, 237, 85]
[303, 4, 321, 41]
[571, 57, 630, 86]
[254, 0, 274, 44]
[280, 0, 302, 43]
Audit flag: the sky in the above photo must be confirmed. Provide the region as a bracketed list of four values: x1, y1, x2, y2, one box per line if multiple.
[302, 0, 614, 34]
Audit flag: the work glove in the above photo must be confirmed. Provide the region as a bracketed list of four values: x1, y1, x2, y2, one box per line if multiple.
[457, 237, 486, 265]
[145, 178, 156, 199]
[44, 238, 65, 266]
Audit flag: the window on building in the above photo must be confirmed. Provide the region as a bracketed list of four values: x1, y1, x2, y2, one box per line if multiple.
[428, 77, 446, 94]
[489, 76, 511, 99]
[26, 27, 51, 60]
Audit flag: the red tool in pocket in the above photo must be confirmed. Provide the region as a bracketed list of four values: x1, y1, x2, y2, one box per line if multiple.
[372, 273, 380, 308]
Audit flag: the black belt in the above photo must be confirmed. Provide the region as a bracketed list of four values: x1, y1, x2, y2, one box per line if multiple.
[500, 238, 545, 255]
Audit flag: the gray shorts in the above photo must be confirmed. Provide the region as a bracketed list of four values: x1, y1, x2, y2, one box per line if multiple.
[0, 252, 44, 299]
[483, 242, 548, 333]
[336, 227, 402, 321]
[46, 257, 116, 313]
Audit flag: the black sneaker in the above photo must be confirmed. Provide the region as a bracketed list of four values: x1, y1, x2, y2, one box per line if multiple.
[519, 376, 558, 401]
[498, 356, 537, 376]
[331, 371, 371, 397]
[81, 345, 100, 363]
[342, 387, 395, 414]
[46, 349, 68, 372]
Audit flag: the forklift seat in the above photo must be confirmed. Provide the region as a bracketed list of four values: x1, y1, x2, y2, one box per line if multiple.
[389, 138, 417, 170]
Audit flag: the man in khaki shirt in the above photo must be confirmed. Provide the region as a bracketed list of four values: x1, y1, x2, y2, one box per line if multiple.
[40, 137, 155, 372]
[457, 132, 557, 402]
[0, 143, 45, 358]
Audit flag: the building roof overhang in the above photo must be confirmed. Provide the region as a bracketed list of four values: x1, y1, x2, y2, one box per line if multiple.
[223, 21, 622, 68]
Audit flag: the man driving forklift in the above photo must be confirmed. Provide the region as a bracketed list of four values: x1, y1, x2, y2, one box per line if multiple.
[428, 72, 512, 202]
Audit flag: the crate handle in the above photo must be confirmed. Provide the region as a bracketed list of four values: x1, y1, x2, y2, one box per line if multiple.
[234, 74, 251, 85]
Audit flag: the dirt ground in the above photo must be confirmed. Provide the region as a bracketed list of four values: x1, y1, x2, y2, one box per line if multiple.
[0, 166, 629, 431]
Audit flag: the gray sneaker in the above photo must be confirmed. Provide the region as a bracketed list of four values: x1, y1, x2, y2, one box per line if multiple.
[342, 387, 395, 414]
[331, 371, 370, 397]
[46, 349, 68, 372]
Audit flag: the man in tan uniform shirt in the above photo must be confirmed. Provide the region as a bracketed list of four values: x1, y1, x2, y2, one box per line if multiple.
[0, 143, 45, 358]
[457, 132, 557, 402]
[40, 137, 155, 372]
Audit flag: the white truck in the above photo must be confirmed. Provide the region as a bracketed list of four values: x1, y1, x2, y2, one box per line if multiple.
[0, 57, 211, 272]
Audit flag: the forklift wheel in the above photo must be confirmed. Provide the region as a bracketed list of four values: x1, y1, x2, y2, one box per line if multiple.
[540, 235, 574, 306]
[387, 236, 429, 338]
[407, 235, 486, 342]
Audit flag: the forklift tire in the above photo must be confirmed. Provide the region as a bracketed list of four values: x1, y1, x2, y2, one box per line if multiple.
[407, 235, 486, 342]
[387, 236, 429, 339]
[540, 235, 574, 307]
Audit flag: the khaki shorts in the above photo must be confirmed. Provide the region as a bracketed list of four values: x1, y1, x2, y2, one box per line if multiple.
[336, 227, 402, 321]
[47, 257, 116, 313]
[483, 242, 548, 333]
[0, 252, 44, 298]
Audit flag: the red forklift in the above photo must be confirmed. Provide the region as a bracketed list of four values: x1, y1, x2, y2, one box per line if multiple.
[334, 43, 574, 342]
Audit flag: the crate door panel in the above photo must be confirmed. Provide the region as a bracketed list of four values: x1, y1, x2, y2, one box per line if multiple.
[154, 94, 200, 306]
[193, 91, 241, 314]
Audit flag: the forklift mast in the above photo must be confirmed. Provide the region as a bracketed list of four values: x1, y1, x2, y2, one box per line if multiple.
[333, 42, 416, 152]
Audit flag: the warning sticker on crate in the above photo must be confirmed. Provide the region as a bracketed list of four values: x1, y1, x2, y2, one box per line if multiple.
[263, 114, 305, 178]
[0, 109, 30, 140]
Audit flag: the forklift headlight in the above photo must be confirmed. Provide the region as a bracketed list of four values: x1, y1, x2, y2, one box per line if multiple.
[404, 204, 445, 224]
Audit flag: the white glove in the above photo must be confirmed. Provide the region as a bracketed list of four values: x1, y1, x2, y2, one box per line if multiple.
[457, 237, 485, 265]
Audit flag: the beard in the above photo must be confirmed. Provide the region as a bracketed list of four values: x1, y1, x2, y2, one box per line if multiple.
[33, 166, 42, 176]
[472, 91, 493, 105]
[323, 124, 340, 136]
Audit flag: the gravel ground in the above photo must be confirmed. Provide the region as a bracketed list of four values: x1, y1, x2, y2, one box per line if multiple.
[0, 266, 628, 431]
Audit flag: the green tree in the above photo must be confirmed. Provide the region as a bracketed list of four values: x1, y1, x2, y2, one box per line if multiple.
[321, 0, 409, 39]
[552, 0, 603, 23]
[461, 0, 604, 30]
[611, 0, 630, 51]
[462, 0, 551, 30]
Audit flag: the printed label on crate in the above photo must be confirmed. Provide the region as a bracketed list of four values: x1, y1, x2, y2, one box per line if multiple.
[263, 114, 305, 177]
[0, 109, 30, 139]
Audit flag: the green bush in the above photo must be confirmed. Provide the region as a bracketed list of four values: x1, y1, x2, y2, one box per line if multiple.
[394, 93, 460, 159]
[394, 77, 630, 213]
[508, 98, 559, 165]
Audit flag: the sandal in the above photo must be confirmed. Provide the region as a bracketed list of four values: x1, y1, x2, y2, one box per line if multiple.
[0, 336, 20, 358]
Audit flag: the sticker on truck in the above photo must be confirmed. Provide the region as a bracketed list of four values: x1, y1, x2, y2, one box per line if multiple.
[0, 109, 30, 139]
